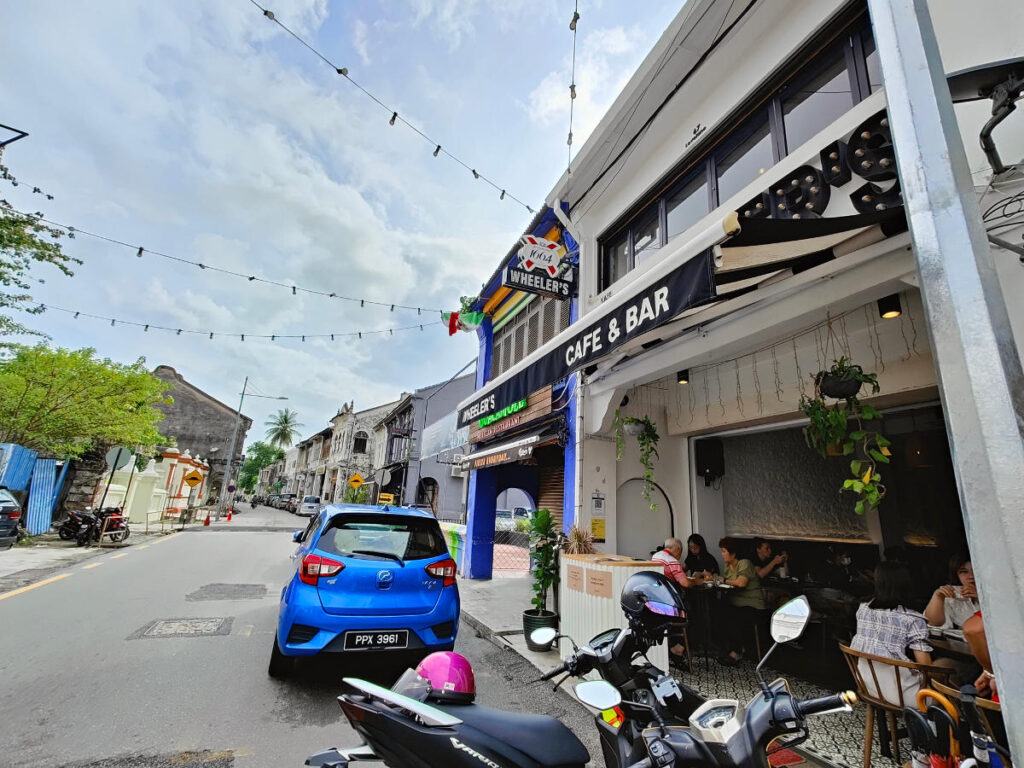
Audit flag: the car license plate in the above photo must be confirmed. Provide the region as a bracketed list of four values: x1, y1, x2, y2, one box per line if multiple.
[343, 630, 409, 650]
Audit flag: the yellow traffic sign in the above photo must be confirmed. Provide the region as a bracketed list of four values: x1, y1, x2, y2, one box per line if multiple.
[183, 470, 203, 488]
[348, 473, 364, 490]
[378, 493, 395, 504]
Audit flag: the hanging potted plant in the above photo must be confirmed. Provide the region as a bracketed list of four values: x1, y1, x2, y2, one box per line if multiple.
[523, 508, 560, 651]
[799, 357, 891, 515]
[613, 410, 660, 512]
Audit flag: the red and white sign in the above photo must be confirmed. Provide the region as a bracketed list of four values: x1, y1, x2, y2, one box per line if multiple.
[517, 235, 563, 277]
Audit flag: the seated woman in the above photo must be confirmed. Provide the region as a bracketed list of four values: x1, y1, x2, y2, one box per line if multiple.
[683, 533, 720, 576]
[716, 536, 767, 666]
[850, 561, 932, 703]
[752, 538, 788, 579]
[924, 549, 979, 629]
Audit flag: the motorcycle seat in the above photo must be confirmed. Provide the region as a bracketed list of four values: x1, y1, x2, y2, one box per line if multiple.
[437, 703, 590, 767]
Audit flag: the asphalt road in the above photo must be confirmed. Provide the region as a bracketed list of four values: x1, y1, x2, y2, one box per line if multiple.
[0, 504, 600, 768]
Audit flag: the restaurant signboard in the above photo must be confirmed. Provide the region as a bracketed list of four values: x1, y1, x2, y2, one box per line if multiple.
[469, 386, 552, 445]
[501, 234, 575, 300]
[460, 431, 541, 471]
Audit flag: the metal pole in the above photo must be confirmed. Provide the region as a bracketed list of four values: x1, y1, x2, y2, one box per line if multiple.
[216, 376, 247, 521]
[866, 0, 1024, 752]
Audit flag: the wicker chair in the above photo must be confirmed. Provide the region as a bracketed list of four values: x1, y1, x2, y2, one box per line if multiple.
[839, 644, 951, 768]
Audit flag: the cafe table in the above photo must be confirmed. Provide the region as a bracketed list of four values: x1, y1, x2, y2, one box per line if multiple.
[685, 579, 734, 672]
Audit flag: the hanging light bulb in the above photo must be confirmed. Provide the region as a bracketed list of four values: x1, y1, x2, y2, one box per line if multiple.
[389, 329, 393, 335]
[74, 311, 80, 318]
[176, 329, 182, 336]
[292, 286, 297, 295]
[110, 319, 115, 327]
[472, 169, 479, 179]
[360, 299, 364, 307]
[358, 332, 362, 339]
[570, 83, 576, 99]
[336, 67, 348, 76]
[263, 9, 275, 20]
[500, 190, 506, 200]
[271, 335, 275, 341]
[433, 145, 441, 157]
[301, 335, 305, 342]
[569, 10, 579, 30]
[567, 132, 573, 146]
[241, 334, 245, 341]
[389, 112, 397, 126]
[144, 324, 149, 332]
[209, 332, 214, 339]
[877, 293, 902, 319]
[248, 275, 256, 281]
[390, 304, 395, 312]
[417, 308, 421, 315]
[330, 333, 334, 341]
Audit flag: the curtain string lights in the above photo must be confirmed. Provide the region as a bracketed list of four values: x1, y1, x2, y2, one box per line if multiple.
[0, 161, 54, 200]
[9, 208, 446, 315]
[245, 0, 535, 215]
[33, 302, 442, 341]
[567, 2, 579, 172]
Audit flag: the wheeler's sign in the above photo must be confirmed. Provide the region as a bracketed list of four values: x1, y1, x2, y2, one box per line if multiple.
[458, 250, 715, 428]
[502, 264, 574, 299]
[501, 235, 575, 300]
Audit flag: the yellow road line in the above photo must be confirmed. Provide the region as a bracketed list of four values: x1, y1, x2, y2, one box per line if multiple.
[0, 573, 72, 602]
[110, 553, 128, 559]
[83, 562, 103, 570]
[137, 544, 149, 550]
[149, 533, 180, 545]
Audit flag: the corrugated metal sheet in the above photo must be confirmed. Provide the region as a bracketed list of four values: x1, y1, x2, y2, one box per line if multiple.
[0, 443, 39, 491]
[26, 459, 57, 534]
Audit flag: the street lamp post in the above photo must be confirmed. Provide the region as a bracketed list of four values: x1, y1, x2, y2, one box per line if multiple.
[215, 377, 287, 521]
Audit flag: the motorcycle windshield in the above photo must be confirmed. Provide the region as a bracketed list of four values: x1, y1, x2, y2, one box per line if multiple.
[391, 669, 431, 702]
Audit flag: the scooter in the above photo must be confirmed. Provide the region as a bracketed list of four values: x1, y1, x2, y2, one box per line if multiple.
[306, 596, 856, 768]
[55, 508, 91, 541]
[93, 506, 129, 543]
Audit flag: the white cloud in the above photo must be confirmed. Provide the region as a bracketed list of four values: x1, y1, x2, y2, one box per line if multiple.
[353, 19, 372, 65]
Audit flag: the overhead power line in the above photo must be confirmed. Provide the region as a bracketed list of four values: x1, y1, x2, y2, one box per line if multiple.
[6, 208, 445, 315]
[245, 0, 536, 215]
[32, 302, 444, 341]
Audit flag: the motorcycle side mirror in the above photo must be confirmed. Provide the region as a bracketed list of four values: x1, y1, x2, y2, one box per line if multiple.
[574, 680, 621, 711]
[292, 530, 304, 543]
[770, 595, 811, 643]
[530, 628, 558, 649]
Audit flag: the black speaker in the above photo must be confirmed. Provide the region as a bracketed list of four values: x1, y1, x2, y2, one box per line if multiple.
[695, 438, 724, 486]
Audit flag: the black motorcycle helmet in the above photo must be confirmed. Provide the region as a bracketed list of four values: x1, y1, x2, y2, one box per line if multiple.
[620, 570, 687, 642]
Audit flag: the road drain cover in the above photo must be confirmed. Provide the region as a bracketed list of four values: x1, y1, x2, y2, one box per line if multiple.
[187, 583, 267, 601]
[130, 617, 233, 639]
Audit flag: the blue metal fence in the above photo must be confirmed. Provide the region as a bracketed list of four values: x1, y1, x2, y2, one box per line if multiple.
[0, 443, 38, 491]
[26, 459, 58, 534]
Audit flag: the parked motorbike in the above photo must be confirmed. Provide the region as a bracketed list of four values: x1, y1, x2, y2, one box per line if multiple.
[93, 506, 129, 543]
[251, 499, 258, 509]
[55, 508, 90, 541]
[57, 507, 129, 545]
[306, 581, 855, 768]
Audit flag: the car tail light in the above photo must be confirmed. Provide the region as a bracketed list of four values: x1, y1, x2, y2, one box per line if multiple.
[6, 511, 20, 520]
[425, 557, 457, 587]
[300, 553, 344, 585]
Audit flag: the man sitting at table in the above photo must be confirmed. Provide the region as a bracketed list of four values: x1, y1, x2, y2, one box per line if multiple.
[752, 538, 788, 579]
[652, 537, 700, 588]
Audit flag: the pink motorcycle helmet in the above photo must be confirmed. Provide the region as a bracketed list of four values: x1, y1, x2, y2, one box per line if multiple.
[414, 651, 476, 704]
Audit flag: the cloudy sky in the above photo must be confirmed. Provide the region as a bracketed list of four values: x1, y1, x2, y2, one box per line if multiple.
[0, 0, 680, 447]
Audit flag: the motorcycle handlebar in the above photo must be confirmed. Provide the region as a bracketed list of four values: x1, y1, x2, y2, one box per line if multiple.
[797, 691, 857, 717]
[540, 661, 570, 681]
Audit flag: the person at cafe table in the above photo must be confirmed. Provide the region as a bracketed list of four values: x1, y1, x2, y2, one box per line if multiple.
[752, 538, 788, 579]
[923, 549, 979, 629]
[683, 533, 720, 576]
[652, 537, 702, 588]
[716, 536, 767, 666]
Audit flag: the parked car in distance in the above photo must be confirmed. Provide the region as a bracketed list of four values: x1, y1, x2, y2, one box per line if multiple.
[266, 494, 280, 508]
[298, 496, 321, 516]
[0, 489, 23, 550]
[495, 507, 533, 531]
[275, 493, 297, 510]
[270, 504, 459, 678]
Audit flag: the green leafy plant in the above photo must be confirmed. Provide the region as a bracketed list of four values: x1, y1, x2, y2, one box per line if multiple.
[799, 357, 890, 514]
[613, 410, 660, 512]
[528, 508, 559, 613]
[342, 483, 369, 504]
[514, 518, 532, 534]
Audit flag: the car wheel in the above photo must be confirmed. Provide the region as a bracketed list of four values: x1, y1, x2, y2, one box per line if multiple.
[268, 637, 295, 679]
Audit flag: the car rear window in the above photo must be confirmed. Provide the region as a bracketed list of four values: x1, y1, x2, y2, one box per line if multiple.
[303, 496, 319, 503]
[318, 514, 448, 561]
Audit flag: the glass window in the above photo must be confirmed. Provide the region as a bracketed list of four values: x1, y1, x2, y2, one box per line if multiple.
[320, 514, 448, 561]
[353, 431, 368, 454]
[632, 208, 661, 265]
[863, 35, 883, 94]
[601, 232, 629, 291]
[782, 51, 854, 151]
[666, 173, 709, 241]
[715, 116, 773, 204]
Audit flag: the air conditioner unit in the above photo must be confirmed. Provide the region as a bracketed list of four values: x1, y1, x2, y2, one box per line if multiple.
[451, 463, 466, 479]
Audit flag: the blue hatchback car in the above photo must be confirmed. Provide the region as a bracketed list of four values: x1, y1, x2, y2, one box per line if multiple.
[270, 504, 459, 677]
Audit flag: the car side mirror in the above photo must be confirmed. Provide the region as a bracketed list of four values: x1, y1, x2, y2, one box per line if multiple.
[292, 530, 303, 543]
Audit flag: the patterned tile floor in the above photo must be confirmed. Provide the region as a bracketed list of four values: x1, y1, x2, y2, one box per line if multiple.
[677, 654, 908, 768]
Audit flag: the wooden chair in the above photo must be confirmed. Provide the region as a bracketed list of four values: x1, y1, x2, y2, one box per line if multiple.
[839, 644, 951, 768]
[930, 679, 1010, 763]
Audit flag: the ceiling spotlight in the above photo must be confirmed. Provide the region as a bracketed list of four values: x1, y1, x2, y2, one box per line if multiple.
[677, 369, 690, 385]
[877, 293, 902, 319]
[389, 112, 397, 126]
[569, 11, 579, 31]
[433, 145, 441, 157]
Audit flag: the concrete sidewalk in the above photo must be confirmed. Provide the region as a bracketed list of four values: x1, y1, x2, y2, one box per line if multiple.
[458, 573, 562, 674]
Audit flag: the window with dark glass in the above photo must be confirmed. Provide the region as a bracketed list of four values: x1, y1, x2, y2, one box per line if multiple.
[862, 35, 883, 94]
[353, 431, 368, 454]
[781, 48, 854, 152]
[666, 173, 709, 241]
[601, 232, 628, 291]
[632, 208, 661, 265]
[716, 115, 774, 204]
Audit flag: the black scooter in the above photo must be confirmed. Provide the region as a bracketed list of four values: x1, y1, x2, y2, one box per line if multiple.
[306, 596, 856, 768]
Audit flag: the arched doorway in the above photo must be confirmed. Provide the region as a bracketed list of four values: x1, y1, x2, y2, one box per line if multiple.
[615, 478, 673, 559]
[417, 477, 439, 511]
[493, 487, 536, 573]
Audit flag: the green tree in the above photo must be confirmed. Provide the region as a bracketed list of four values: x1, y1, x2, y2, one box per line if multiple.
[0, 201, 79, 338]
[238, 440, 284, 493]
[0, 344, 170, 457]
[265, 407, 302, 447]
[342, 484, 368, 504]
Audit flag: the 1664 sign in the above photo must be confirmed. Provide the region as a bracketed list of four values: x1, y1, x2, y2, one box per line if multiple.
[502, 235, 575, 300]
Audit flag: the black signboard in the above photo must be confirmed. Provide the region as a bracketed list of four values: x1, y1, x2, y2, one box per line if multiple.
[459, 249, 715, 428]
[502, 264, 575, 300]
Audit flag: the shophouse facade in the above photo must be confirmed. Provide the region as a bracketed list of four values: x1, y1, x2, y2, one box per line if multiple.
[324, 399, 399, 504]
[456, 0, 1024, 582]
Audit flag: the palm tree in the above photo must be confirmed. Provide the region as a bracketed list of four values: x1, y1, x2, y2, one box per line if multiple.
[265, 408, 303, 448]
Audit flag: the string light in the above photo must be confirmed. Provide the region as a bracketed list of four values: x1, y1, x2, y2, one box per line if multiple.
[569, 10, 580, 30]
[433, 145, 441, 157]
[9, 208, 447, 315]
[30, 302, 444, 341]
[137, 247, 144, 257]
[0, 163, 54, 199]
[500, 190, 505, 200]
[246, 0, 538, 215]
[567, 1, 580, 172]
[472, 169, 479, 179]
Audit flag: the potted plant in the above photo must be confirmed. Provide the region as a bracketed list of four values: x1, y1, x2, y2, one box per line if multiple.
[613, 411, 660, 512]
[563, 524, 596, 555]
[799, 358, 891, 515]
[523, 508, 560, 651]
